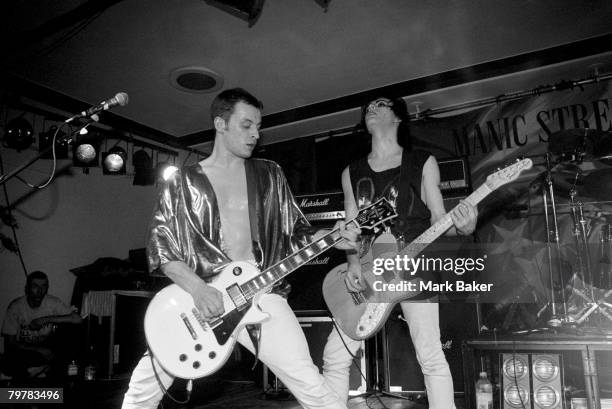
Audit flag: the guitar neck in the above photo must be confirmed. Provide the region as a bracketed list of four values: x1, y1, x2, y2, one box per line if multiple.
[239, 224, 348, 301]
[400, 183, 492, 258]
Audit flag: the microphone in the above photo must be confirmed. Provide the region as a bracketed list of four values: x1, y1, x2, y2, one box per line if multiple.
[66, 92, 129, 122]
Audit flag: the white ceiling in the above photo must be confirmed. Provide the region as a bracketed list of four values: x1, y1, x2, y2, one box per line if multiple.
[2, 0, 612, 149]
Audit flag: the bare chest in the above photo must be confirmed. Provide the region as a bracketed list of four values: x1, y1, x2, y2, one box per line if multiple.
[204, 167, 252, 261]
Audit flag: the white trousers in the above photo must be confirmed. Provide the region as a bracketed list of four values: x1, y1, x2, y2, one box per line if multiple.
[322, 302, 456, 409]
[122, 294, 346, 409]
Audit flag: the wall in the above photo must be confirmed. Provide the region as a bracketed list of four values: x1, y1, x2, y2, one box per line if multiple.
[0, 128, 185, 353]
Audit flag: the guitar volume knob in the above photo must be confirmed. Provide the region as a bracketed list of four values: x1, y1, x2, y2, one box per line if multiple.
[233, 266, 242, 276]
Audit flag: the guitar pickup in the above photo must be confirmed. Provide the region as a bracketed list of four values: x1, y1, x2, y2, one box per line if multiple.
[180, 313, 198, 340]
[350, 291, 366, 305]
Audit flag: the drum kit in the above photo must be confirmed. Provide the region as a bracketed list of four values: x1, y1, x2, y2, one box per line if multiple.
[534, 128, 612, 329]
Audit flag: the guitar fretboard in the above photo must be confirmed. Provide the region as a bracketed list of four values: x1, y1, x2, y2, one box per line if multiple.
[240, 230, 341, 300]
[399, 182, 491, 259]
[239, 199, 393, 300]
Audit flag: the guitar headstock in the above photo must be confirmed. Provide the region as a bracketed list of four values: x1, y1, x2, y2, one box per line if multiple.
[354, 198, 397, 231]
[485, 158, 533, 191]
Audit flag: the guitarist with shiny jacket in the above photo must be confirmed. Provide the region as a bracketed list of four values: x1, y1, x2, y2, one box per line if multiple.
[322, 96, 477, 409]
[122, 88, 360, 409]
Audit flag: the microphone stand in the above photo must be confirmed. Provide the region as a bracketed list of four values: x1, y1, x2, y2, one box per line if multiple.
[541, 153, 571, 327]
[0, 118, 96, 186]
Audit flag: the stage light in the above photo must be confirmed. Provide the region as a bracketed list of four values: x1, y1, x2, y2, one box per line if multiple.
[500, 353, 563, 409]
[532, 356, 559, 382]
[503, 356, 528, 380]
[534, 385, 559, 408]
[501, 353, 530, 409]
[504, 385, 530, 407]
[156, 161, 178, 181]
[73, 133, 99, 169]
[39, 125, 69, 159]
[4, 117, 34, 151]
[133, 149, 155, 186]
[532, 354, 562, 409]
[102, 146, 127, 175]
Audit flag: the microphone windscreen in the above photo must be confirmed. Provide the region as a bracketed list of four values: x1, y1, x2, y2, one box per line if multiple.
[115, 92, 129, 106]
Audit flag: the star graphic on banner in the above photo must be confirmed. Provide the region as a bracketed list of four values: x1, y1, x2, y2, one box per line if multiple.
[489, 222, 533, 256]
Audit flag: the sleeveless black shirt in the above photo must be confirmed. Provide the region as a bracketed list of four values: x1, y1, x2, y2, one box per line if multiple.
[349, 149, 432, 244]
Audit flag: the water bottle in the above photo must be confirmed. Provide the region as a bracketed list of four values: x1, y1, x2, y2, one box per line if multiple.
[67, 360, 78, 377]
[475, 371, 493, 409]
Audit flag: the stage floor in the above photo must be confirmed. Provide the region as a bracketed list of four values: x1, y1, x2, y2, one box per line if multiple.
[0, 378, 465, 408]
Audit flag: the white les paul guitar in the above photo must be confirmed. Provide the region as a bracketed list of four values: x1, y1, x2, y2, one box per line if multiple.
[144, 197, 396, 379]
[323, 158, 533, 340]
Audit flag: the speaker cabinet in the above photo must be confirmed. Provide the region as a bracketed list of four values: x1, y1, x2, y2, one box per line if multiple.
[262, 316, 367, 395]
[383, 303, 479, 394]
[286, 248, 345, 314]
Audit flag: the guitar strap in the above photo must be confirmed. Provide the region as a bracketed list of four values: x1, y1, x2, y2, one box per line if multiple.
[245, 160, 263, 367]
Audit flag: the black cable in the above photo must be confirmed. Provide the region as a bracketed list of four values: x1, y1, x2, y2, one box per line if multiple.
[510, 341, 528, 409]
[0, 138, 28, 277]
[148, 349, 192, 405]
[330, 319, 390, 409]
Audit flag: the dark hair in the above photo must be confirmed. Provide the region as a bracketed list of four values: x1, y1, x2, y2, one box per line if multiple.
[361, 96, 412, 149]
[210, 88, 263, 123]
[26, 271, 48, 286]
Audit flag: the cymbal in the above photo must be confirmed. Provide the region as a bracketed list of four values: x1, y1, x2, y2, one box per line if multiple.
[584, 168, 612, 201]
[548, 128, 610, 157]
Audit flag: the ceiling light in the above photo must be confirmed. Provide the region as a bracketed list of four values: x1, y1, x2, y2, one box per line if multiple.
[102, 146, 127, 175]
[4, 117, 33, 151]
[170, 66, 224, 94]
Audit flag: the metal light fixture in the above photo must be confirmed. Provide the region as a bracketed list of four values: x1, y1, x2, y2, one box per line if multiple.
[73, 131, 100, 170]
[532, 355, 562, 409]
[102, 146, 127, 175]
[4, 117, 34, 151]
[155, 161, 179, 182]
[500, 353, 563, 409]
[39, 124, 69, 159]
[501, 354, 530, 409]
[133, 149, 155, 185]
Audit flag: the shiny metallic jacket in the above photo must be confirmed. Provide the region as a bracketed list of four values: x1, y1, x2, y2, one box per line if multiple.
[146, 159, 317, 290]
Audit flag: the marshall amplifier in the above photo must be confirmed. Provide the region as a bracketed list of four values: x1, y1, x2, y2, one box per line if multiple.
[286, 247, 344, 315]
[296, 191, 345, 224]
[438, 157, 471, 197]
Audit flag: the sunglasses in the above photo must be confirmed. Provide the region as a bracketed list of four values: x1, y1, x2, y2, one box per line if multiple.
[364, 99, 394, 114]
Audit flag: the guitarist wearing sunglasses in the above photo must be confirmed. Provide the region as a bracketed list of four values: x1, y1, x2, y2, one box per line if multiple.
[322, 97, 477, 409]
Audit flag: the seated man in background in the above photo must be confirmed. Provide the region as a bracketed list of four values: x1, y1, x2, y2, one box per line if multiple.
[1, 271, 82, 381]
